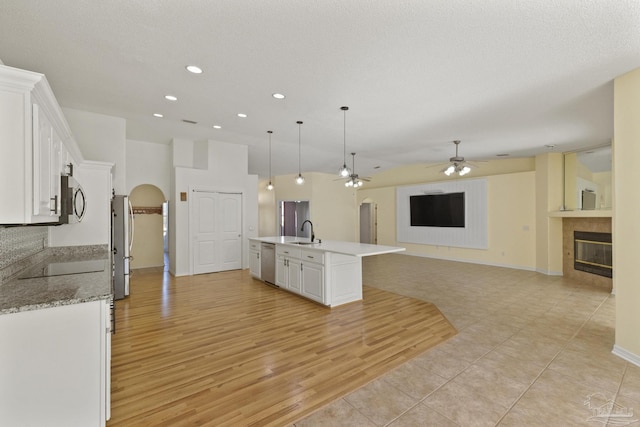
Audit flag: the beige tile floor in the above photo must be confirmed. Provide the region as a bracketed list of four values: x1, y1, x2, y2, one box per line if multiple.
[295, 254, 640, 427]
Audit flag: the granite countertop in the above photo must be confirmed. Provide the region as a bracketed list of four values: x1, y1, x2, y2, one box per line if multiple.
[249, 236, 405, 257]
[0, 248, 112, 315]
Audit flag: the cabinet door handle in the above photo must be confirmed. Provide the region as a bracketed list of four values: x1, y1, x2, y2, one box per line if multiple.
[50, 195, 58, 213]
[307, 255, 314, 259]
[257, 253, 259, 259]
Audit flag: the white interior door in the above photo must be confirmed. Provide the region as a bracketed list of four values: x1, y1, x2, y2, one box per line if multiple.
[219, 193, 242, 271]
[192, 191, 220, 274]
[192, 191, 242, 275]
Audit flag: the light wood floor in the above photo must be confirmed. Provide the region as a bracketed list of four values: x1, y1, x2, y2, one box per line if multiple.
[107, 268, 456, 426]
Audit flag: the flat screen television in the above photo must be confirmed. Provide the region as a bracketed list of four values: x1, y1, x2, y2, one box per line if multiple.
[410, 192, 465, 227]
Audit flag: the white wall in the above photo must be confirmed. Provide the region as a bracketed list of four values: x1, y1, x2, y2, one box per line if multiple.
[49, 161, 113, 247]
[126, 139, 171, 198]
[170, 139, 258, 276]
[258, 179, 277, 237]
[613, 68, 640, 364]
[358, 171, 536, 270]
[63, 108, 126, 194]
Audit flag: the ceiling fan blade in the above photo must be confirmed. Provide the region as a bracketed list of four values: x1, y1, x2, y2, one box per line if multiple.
[426, 163, 448, 170]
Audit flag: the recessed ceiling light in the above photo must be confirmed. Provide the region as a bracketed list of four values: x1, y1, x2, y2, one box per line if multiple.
[272, 93, 286, 99]
[153, 113, 163, 118]
[213, 125, 222, 129]
[185, 65, 203, 74]
[237, 113, 247, 118]
[165, 95, 178, 101]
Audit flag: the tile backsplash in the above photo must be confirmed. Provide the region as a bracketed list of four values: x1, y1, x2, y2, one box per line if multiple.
[0, 227, 48, 270]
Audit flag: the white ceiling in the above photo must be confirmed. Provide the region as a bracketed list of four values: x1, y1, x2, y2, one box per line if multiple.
[1, 1, 638, 179]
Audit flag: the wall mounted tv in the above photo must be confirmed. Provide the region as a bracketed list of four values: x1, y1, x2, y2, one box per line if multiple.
[410, 192, 465, 227]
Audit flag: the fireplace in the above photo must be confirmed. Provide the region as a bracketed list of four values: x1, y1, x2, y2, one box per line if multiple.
[574, 231, 612, 278]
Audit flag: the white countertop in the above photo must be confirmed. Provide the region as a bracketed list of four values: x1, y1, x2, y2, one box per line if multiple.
[250, 236, 405, 257]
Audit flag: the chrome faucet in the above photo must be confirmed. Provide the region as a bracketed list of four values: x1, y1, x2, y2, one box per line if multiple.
[301, 220, 315, 242]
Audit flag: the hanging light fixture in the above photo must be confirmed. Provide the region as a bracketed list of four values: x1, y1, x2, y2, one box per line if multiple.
[266, 130, 274, 191]
[344, 152, 364, 188]
[338, 106, 351, 177]
[442, 140, 472, 176]
[295, 121, 305, 185]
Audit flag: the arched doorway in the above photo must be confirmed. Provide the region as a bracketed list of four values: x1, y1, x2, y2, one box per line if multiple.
[129, 184, 168, 271]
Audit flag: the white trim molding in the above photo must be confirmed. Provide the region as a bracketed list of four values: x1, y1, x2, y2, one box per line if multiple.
[612, 345, 640, 367]
[397, 178, 488, 249]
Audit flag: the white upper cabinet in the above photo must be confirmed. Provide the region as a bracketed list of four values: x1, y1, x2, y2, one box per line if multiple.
[33, 103, 62, 217]
[0, 64, 81, 224]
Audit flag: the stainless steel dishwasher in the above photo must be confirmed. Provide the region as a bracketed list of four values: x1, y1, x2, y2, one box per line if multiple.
[260, 243, 276, 285]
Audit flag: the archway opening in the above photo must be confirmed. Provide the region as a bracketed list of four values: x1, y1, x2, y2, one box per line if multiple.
[129, 184, 168, 272]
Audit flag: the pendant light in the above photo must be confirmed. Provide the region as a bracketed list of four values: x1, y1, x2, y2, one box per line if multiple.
[344, 153, 364, 188]
[295, 121, 305, 185]
[338, 106, 351, 177]
[266, 130, 274, 191]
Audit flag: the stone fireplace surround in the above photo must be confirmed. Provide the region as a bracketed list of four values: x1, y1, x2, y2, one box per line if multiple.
[562, 217, 612, 291]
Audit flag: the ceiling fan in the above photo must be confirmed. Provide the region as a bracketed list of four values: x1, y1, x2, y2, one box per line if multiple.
[340, 153, 371, 187]
[440, 140, 477, 176]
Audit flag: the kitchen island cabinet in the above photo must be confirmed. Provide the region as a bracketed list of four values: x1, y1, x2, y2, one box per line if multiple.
[249, 240, 261, 279]
[275, 245, 302, 294]
[250, 237, 404, 306]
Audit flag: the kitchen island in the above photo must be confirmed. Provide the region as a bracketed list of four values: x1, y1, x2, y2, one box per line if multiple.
[249, 237, 404, 306]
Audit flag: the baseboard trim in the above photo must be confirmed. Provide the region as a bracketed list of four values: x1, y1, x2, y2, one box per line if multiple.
[612, 345, 640, 367]
[535, 268, 563, 276]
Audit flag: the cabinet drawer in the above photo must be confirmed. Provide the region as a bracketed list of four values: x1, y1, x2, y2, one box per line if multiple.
[249, 241, 260, 251]
[301, 249, 324, 264]
[276, 245, 300, 258]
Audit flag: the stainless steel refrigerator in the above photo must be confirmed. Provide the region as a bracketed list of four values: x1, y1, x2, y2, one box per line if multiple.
[112, 195, 133, 300]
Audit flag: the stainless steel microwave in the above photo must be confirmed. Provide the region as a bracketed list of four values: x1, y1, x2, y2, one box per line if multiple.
[60, 174, 86, 224]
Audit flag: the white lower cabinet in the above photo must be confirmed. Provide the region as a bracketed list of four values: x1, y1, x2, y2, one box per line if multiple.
[275, 254, 287, 287]
[276, 245, 326, 304]
[275, 246, 302, 294]
[0, 299, 111, 427]
[249, 243, 261, 279]
[301, 261, 324, 303]
[276, 246, 302, 294]
[288, 258, 302, 293]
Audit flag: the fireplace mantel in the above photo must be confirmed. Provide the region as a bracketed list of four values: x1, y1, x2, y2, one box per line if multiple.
[549, 209, 612, 218]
